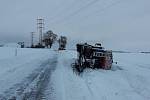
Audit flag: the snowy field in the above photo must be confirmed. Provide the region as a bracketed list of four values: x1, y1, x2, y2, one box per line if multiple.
[0, 47, 150, 100]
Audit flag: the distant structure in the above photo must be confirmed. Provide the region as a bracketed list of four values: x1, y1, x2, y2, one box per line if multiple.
[31, 32, 35, 47]
[30, 18, 68, 49]
[18, 42, 24, 48]
[58, 36, 67, 50]
[37, 18, 44, 46]
[0, 44, 4, 47]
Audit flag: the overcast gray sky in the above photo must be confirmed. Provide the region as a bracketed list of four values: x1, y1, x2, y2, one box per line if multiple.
[0, 0, 150, 51]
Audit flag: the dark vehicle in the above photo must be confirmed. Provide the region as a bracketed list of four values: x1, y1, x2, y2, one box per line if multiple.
[74, 43, 113, 72]
[58, 36, 67, 50]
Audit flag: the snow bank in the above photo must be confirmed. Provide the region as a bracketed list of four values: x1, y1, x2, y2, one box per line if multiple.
[0, 47, 55, 95]
[3, 43, 20, 48]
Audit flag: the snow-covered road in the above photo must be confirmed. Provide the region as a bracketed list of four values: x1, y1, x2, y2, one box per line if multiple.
[50, 51, 150, 100]
[0, 47, 150, 100]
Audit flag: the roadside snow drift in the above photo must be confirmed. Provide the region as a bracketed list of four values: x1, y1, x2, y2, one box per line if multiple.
[0, 47, 56, 99]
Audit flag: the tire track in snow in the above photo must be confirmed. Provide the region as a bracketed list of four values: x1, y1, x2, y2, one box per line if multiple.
[0, 53, 58, 100]
[82, 76, 94, 97]
[120, 68, 150, 100]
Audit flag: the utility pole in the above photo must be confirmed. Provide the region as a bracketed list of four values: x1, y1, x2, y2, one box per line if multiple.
[31, 32, 35, 47]
[37, 18, 44, 45]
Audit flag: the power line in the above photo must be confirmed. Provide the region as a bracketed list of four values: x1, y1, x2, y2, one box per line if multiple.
[48, 0, 89, 22]
[75, 0, 123, 23]
[90, 0, 122, 17]
[50, 0, 100, 25]
[51, 0, 123, 25]
[48, 0, 78, 20]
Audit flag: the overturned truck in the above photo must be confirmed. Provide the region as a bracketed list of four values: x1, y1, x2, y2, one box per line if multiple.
[74, 43, 113, 72]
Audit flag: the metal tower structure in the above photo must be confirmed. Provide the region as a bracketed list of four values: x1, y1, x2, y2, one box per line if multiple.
[31, 32, 35, 47]
[37, 18, 44, 45]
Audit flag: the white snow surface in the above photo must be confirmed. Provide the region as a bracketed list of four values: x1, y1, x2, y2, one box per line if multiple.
[0, 47, 150, 100]
[50, 51, 150, 100]
[0, 47, 56, 99]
